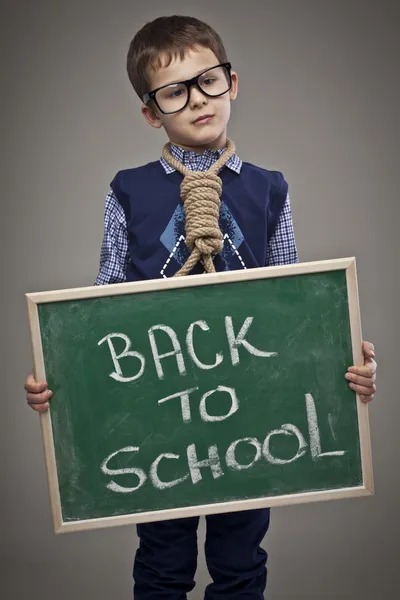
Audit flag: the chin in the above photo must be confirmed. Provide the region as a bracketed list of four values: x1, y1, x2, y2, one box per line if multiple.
[169, 124, 227, 151]
[191, 127, 227, 148]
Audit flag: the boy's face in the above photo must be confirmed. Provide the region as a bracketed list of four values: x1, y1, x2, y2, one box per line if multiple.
[141, 46, 238, 152]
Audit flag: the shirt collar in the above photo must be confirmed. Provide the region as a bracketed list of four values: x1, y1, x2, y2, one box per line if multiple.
[159, 143, 242, 175]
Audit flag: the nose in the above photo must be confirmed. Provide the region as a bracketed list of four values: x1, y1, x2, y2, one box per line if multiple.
[189, 84, 208, 109]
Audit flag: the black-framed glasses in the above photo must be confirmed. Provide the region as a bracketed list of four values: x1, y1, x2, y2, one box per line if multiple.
[143, 62, 232, 115]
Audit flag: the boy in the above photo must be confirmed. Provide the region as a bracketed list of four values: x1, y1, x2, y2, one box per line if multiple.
[24, 15, 377, 600]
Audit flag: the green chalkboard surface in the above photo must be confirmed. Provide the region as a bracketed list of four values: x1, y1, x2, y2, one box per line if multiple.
[26, 259, 373, 533]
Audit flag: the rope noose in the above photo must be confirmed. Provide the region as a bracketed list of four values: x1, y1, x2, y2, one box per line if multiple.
[162, 139, 236, 277]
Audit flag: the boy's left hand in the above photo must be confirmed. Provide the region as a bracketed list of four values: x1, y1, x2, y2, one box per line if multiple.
[345, 341, 377, 403]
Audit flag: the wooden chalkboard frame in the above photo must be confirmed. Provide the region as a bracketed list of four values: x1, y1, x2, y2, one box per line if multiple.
[26, 257, 373, 534]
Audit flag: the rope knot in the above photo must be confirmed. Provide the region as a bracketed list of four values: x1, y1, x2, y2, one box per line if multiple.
[180, 171, 223, 257]
[162, 139, 236, 276]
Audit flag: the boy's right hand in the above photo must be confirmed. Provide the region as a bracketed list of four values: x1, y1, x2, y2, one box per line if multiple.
[24, 372, 53, 412]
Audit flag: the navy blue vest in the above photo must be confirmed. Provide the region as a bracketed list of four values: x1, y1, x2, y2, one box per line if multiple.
[111, 160, 288, 282]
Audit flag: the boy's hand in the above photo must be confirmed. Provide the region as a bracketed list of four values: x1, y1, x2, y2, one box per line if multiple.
[24, 372, 53, 413]
[345, 341, 377, 403]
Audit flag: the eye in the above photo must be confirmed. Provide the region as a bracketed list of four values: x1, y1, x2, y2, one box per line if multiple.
[168, 89, 184, 98]
[202, 77, 216, 86]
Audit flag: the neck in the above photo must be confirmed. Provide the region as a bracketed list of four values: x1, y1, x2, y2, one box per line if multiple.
[162, 139, 236, 177]
[168, 130, 228, 154]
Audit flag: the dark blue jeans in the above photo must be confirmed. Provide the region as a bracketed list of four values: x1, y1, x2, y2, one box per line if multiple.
[133, 508, 270, 599]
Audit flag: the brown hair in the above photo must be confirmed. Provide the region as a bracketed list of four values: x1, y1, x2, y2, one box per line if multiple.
[127, 15, 228, 100]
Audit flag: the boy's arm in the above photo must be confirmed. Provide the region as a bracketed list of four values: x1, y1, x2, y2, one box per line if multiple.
[266, 194, 299, 267]
[266, 194, 376, 403]
[95, 190, 129, 286]
[25, 190, 130, 412]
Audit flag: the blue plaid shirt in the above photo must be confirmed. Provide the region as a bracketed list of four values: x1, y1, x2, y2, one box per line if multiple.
[95, 145, 298, 285]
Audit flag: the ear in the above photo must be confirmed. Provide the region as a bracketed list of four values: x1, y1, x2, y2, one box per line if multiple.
[141, 103, 163, 129]
[229, 71, 239, 101]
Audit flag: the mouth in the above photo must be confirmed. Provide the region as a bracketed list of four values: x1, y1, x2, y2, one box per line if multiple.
[192, 114, 215, 125]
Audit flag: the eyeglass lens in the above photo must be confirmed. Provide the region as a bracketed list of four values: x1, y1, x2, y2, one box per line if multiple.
[155, 65, 231, 114]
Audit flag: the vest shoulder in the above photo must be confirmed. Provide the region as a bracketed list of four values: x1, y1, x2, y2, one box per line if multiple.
[241, 162, 288, 194]
[242, 161, 286, 182]
[111, 161, 161, 185]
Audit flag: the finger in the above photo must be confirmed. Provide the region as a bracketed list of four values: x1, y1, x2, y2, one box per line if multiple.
[26, 390, 53, 404]
[24, 373, 48, 394]
[362, 341, 375, 357]
[359, 394, 375, 404]
[345, 372, 376, 387]
[349, 382, 377, 396]
[348, 360, 377, 378]
[29, 401, 50, 413]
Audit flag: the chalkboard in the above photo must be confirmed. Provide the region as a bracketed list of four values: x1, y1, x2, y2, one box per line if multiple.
[26, 258, 373, 534]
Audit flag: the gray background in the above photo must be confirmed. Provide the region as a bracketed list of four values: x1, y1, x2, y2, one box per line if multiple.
[2, 0, 399, 598]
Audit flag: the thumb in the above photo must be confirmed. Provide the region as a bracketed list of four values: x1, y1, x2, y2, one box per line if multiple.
[362, 340, 375, 359]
